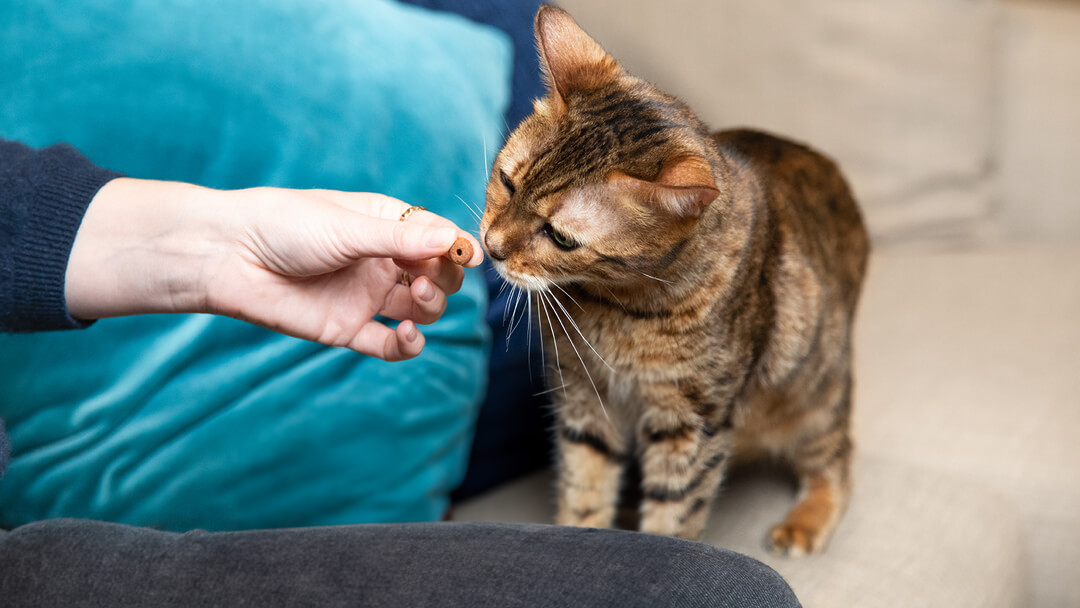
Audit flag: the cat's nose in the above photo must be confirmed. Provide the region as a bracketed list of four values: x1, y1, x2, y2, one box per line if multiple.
[484, 232, 509, 261]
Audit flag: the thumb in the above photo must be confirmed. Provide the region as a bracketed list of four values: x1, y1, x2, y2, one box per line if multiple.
[341, 215, 459, 261]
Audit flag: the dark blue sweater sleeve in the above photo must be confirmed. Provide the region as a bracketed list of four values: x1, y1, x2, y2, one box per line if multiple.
[0, 140, 122, 333]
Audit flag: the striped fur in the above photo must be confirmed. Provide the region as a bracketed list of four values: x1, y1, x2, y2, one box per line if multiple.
[481, 7, 870, 555]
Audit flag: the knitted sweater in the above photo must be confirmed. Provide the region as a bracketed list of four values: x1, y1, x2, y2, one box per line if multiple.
[0, 139, 121, 477]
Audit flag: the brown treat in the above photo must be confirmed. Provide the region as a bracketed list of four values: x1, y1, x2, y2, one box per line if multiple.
[447, 237, 473, 265]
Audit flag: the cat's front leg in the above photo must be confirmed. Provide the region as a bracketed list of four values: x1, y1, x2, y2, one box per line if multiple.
[636, 382, 731, 540]
[554, 414, 627, 529]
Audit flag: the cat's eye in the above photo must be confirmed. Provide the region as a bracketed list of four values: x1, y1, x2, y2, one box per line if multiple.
[499, 170, 516, 197]
[544, 223, 578, 250]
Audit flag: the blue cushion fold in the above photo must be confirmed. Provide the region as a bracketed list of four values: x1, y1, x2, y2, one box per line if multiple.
[0, 0, 511, 530]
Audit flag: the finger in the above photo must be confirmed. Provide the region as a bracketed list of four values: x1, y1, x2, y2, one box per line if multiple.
[390, 208, 484, 268]
[348, 319, 425, 361]
[410, 275, 449, 325]
[396, 257, 465, 296]
[310, 190, 411, 221]
[319, 194, 485, 267]
[339, 216, 459, 262]
[378, 276, 448, 326]
[315, 191, 454, 227]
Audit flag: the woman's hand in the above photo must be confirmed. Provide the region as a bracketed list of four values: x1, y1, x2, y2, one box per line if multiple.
[65, 178, 483, 361]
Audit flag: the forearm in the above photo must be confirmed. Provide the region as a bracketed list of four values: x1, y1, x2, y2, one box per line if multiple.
[64, 178, 232, 320]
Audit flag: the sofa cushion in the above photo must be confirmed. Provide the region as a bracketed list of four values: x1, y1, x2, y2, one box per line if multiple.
[710, 459, 1027, 607]
[854, 248, 1080, 607]
[454, 456, 1028, 607]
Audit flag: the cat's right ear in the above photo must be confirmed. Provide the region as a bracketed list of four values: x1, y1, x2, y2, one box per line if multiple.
[535, 6, 622, 115]
[610, 156, 720, 219]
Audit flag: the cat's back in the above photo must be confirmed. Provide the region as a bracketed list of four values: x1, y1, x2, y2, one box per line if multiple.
[712, 128, 869, 299]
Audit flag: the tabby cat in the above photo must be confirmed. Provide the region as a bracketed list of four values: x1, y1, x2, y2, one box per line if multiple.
[480, 6, 869, 555]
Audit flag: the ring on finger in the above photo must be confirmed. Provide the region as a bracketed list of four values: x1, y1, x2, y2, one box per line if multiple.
[397, 205, 426, 285]
[399, 205, 426, 222]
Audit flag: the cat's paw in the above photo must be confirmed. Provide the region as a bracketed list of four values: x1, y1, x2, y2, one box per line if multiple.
[766, 522, 826, 557]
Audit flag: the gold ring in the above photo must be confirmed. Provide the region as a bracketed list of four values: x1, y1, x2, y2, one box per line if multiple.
[399, 205, 426, 222]
[398, 206, 425, 286]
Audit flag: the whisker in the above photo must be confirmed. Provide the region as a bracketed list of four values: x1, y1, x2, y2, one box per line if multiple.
[454, 195, 483, 224]
[502, 285, 517, 325]
[508, 286, 531, 347]
[535, 291, 546, 384]
[467, 196, 487, 218]
[533, 382, 571, 397]
[506, 287, 526, 348]
[551, 281, 585, 313]
[603, 286, 629, 313]
[483, 131, 490, 181]
[549, 290, 615, 373]
[525, 288, 533, 371]
[539, 289, 567, 405]
[542, 290, 610, 422]
[639, 272, 673, 285]
[500, 284, 510, 322]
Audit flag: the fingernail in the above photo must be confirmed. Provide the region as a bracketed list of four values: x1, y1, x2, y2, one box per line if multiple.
[418, 278, 436, 302]
[425, 227, 456, 248]
[407, 323, 420, 341]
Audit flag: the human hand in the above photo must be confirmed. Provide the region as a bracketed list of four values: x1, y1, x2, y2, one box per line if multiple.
[65, 178, 483, 360]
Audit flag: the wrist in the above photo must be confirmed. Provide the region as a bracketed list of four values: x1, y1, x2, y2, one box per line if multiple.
[65, 178, 234, 320]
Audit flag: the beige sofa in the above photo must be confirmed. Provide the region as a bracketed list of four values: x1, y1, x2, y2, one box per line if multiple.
[457, 1, 1080, 605]
[457, 247, 1080, 606]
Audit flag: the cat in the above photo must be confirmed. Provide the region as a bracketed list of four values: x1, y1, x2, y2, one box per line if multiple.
[480, 6, 869, 556]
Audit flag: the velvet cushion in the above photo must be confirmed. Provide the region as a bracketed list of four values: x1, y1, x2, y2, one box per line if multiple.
[0, 0, 510, 530]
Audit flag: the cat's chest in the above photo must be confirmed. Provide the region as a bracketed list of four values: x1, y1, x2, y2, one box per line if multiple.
[555, 297, 700, 379]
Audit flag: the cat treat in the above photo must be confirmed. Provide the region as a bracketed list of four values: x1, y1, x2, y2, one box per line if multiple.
[446, 237, 473, 266]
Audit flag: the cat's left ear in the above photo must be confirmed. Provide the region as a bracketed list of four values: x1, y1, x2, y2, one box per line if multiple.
[611, 156, 720, 219]
[535, 6, 623, 114]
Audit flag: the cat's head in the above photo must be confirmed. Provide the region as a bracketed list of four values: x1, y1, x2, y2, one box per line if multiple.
[480, 6, 722, 292]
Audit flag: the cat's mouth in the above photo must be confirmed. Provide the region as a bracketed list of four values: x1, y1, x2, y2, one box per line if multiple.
[491, 260, 552, 292]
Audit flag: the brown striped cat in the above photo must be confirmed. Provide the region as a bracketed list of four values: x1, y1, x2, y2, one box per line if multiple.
[480, 6, 869, 555]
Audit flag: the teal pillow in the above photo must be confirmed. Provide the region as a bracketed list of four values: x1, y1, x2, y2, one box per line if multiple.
[0, 0, 509, 530]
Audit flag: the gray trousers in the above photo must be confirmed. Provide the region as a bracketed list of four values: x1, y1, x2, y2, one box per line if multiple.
[0, 519, 799, 607]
